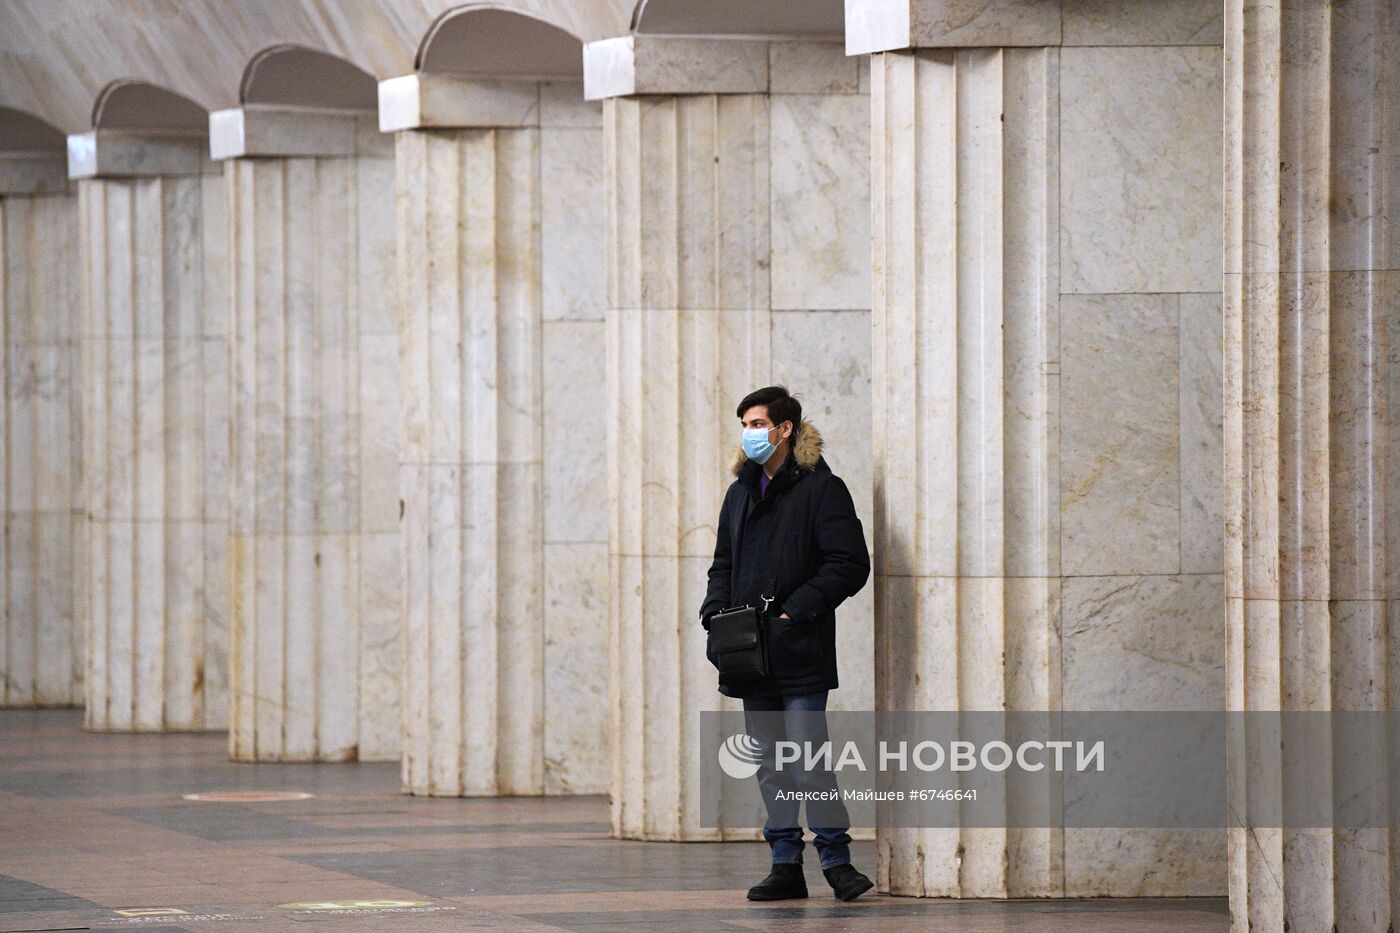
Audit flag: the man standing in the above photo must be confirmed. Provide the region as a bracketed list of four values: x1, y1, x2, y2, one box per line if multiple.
[700, 386, 874, 901]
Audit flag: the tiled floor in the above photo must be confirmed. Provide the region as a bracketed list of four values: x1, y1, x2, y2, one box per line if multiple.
[0, 711, 1229, 931]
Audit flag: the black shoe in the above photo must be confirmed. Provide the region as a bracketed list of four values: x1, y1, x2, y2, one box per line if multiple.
[747, 862, 808, 901]
[823, 864, 874, 901]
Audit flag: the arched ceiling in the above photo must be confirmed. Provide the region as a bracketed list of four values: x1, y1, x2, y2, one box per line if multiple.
[631, 0, 845, 39]
[92, 79, 207, 130]
[240, 45, 378, 108]
[0, 106, 64, 152]
[0, 0, 631, 134]
[418, 6, 582, 78]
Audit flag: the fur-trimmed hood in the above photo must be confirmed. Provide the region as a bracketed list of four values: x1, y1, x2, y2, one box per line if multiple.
[730, 419, 824, 476]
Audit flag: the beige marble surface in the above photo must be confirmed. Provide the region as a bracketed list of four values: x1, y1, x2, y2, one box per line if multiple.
[0, 190, 83, 708]
[1061, 574, 1224, 711]
[605, 71, 874, 839]
[0, 154, 69, 196]
[79, 173, 228, 732]
[1180, 293, 1224, 576]
[769, 41, 861, 94]
[224, 134, 400, 762]
[66, 131, 211, 179]
[396, 91, 608, 796]
[584, 36, 770, 100]
[541, 120, 605, 324]
[209, 106, 360, 160]
[870, 19, 1226, 896]
[1060, 45, 1222, 295]
[1224, 1, 1398, 929]
[847, 0, 1062, 54]
[1061, 0, 1222, 47]
[378, 75, 543, 132]
[1060, 293, 1180, 576]
[871, 47, 1061, 898]
[770, 94, 870, 311]
[848, 0, 1224, 53]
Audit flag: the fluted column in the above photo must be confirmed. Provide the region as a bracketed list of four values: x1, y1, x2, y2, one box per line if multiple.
[595, 36, 772, 840]
[73, 132, 228, 731]
[0, 156, 82, 707]
[216, 109, 399, 762]
[857, 0, 1226, 898]
[604, 88, 770, 840]
[386, 75, 608, 796]
[588, 32, 875, 840]
[1225, 2, 1398, 931]
[869, 46, 1060, 898]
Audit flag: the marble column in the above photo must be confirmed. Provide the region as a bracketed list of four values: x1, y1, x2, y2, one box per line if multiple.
[0, 154, 82, 707]
[854, 0, 1225, 899]
[587, 35, 872, 840]
[1225, 1, 1398, 930]
[70, 131, 228, 731]
[869, 44, 1060, 899]
[213, 107, 400, 762]
[384, 75, 608, 796]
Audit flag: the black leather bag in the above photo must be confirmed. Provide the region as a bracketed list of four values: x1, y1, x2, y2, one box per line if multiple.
[707, 495, 792, 687]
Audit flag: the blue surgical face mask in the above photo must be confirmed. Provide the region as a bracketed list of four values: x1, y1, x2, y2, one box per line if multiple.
[742, 425, 779, 464]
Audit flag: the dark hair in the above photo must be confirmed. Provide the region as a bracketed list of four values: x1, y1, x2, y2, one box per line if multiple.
[736, 385, 801, 432]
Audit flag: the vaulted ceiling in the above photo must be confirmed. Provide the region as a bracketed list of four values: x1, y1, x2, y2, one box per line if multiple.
[0, 0, 632, 133]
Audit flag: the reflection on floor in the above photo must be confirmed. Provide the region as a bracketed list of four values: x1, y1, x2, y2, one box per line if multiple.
[0, 710, 1229, 931]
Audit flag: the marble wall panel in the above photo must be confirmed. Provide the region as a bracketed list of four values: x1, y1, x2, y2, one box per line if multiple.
[1062, 0, 1223, 47]
[78, 175, 228, 731]
[1062, 573, 1224, 711]
[543, 308, 608, 798]
[770, 94, 870, 312]
[1061, 572, 1226, 897]
[607, 94, 767, 841]
[1222, 1, 1400, 923]
[603, 44, 875, 838]
[1180, 292, 1224, 576]
[769, 42, 861, 95]
[1225, 281, 1400, 908]
[226, 134, 400, 762]
[1054, 36, 1225, 899]
[869, 10, 1226, 894]
[870, 47, 1061, 898]
[397, 117, 607, 796]
[0, 191, 82, 708]
[1060, 45, 1222, 295]
[1060, 293, 1181, 577]
[542, 121, 604, 322]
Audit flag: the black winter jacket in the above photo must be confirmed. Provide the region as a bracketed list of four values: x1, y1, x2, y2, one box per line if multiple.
[701, 420, 871, 698]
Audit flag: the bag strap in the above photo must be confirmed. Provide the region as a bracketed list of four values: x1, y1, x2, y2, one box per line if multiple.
[759, 492, 793, 613]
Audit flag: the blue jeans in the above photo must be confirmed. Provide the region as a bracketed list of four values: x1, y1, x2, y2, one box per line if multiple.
[742, 691, 852, 870]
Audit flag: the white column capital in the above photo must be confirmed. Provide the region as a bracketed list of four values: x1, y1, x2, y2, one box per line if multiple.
[209, 105, 372, 160]
[844, 0, 1062, 54]
[583, 35, 770, 100]
[377, 74, 545, 132]
[66, 129, 212, 180]
[0, 153, 69, 194]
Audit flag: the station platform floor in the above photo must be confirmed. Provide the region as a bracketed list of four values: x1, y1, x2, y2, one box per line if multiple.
[0, 710, 1228, 932]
